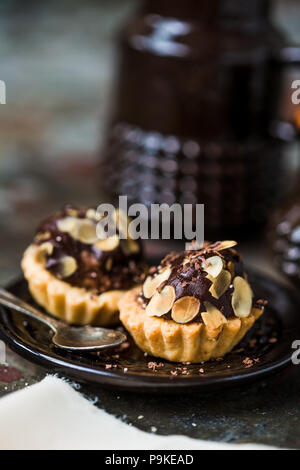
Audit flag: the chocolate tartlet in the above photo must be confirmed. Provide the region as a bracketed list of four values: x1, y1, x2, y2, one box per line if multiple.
[21, 205, 147, 326]
[119, 241, 265, 363]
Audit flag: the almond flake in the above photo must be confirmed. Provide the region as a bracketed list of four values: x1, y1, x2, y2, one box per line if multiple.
[72, 220, 98, 244]
[86, 209, 99, 220]
[143, 267, 172, 299]
[121, 239, 140, 256]
[128, 239, 140, 254]
[171, 296, 200, 324]
[39, 242, 54, 256]
[57, 217, 78, 233]
[227, 261, 235, 278]
[202, 256, 223, 278]
[58, 256, 78, 278]
[105, 257, 113, 271]
[66, 208, 78, 217]
[202, 302, 227, 329]
[115, 209, 132, 239]
[35, 231, 51, 242]
[94, 234, 120, 252]
[37, 242, 54, 263]
[231, 276, 253, 318]
[209, 270, 231, 299]
[216, 240, 237, 251]
[146, 285, 176, 317]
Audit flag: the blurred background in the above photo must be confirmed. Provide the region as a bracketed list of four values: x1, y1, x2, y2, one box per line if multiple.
[1, 0, 300, 284]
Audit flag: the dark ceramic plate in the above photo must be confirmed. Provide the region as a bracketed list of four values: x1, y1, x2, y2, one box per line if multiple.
[0, 273, 299, 393]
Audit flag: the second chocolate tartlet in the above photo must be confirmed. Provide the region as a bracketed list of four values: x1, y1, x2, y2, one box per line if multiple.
[21, 205, 147, 326]
[119, 241, 266, 363]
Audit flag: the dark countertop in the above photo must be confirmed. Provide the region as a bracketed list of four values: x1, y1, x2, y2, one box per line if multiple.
[1, 317, 300, 449]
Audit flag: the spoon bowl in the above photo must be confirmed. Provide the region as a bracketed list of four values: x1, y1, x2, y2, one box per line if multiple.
[52, 325, 126, 351]
[0, 287, 127, 351]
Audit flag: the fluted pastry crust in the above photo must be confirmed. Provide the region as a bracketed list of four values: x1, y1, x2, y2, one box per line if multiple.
[119, 287, 264, 363]
[22, 244, 125, 326]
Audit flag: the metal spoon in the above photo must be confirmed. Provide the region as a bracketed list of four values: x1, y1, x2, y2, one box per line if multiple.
[0, 287, 127, 351]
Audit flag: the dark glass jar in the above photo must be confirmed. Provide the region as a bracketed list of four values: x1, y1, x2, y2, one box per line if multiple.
[102, 0, 298, 239]
[270, 183, 300, 284]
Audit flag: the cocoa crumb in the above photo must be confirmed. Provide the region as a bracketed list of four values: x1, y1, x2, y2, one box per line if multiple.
[201, 257, 210, 267]
[256, 299, 268, 306]
[148, 361, 164, 371]
[243, 357, 254, 368]
[269, 337, 278, 344]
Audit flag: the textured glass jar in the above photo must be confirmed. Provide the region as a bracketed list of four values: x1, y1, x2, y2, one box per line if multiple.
[102, 0, 297, 239]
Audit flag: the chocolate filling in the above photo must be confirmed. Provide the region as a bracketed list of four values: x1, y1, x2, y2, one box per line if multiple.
[140, 243, 264, 323]
[35, 205, 147, 293]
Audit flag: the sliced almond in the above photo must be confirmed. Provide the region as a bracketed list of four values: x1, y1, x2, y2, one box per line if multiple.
[202, 256, 223, 278]
[66, 208, 78, 217]
[171, 296, 200, 324]
[202, 302, 227, 329]
[86, 208, 103, 221]
[143, 267, 172, 299]
[105, 257, 113, 271]
[57, 217, 78, 233]
[35, 231, 51, 242]
[58, 256, 78, 278]
[39, 242, 54, 256]
[216, 240, 237, 251]
[128, 239, 140, 254]
[121, 239, 140, 256]
[209, 270, 231, 299]
[72, 220, 98, 244]
[114, 209, 132, 239]
[37, 242, 54, 263]
[231, 276, 253, 318]
[86, 208, 96, 220]
[146, 285, 176, 317]
[227, 261, 235, 278]
[94, 234, 120, 252]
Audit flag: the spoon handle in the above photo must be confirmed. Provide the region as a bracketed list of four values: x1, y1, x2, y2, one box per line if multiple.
[0, 288, 59, 332]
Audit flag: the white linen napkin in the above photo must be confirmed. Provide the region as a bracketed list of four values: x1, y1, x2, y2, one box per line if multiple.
[0, 376, 275, 450]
